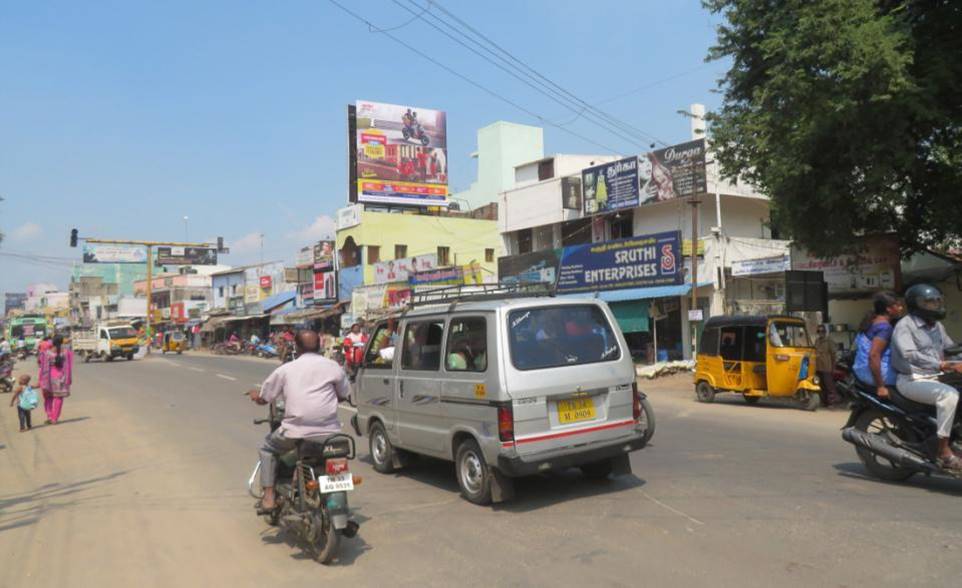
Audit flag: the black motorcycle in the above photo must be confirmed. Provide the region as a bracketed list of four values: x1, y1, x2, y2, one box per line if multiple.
[841, 358, 962, 482]
[249, 401, 360, 564]
[401, 123, 430, 146]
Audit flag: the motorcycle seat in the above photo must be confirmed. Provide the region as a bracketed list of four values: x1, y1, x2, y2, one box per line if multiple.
[295, 435, 353, 463]
[890, 388, 936, 415]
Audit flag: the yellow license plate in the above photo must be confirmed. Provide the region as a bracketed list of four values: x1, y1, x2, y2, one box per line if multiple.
[556, 397, 596, 424]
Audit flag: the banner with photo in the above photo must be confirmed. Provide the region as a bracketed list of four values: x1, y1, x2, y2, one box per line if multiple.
[639, 139, 707, 205]
[791, 234, 901, 294]
[353, 100, 449, 207]
[373, 253, 437, 284]
[82, 243, 147, 264]
[556, 231, 683, 293]
[313, 269, 338, 305]
[498, 249, 562, 286]
[155, 246, 218, 266]
[582, 156, 640, 215]
[313, 240, 336, 272]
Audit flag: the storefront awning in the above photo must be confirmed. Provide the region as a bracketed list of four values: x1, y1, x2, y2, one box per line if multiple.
[261, 290, 296, 314]
[609, 300, 649, 333]
[561, 282, 713, 303]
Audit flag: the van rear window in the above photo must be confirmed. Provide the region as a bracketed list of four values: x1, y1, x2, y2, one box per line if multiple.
[507, 305, 620, 370]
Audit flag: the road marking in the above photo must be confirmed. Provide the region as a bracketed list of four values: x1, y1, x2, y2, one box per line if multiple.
[188, 367, 205, 372]
[216, 374, 238, 381]
[640, 490, 705, 526]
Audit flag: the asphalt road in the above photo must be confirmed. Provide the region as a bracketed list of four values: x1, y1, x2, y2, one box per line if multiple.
[2, 353, 962, 587]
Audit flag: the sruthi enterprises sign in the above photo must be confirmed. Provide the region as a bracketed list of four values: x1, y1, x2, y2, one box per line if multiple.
[556, 230, 683, 293]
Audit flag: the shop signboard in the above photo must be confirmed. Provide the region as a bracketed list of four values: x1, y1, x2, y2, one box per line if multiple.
[638, 139, 707, 205]
[373, 254, 437, 284]
[791, 235, 900, 295]
[352, 100, 449, 207]
[298, 282, 314, 305]
[313, 240, 336, 272]
[295, 246, 313, 269]
[4, 292, 27, 314]
[155, 246, 218, 266]
[731, 255, 791, 277]
[351, 283, 411, 316]
[410, 266, 463, 288]
[259, 275, 272, 289]
[556, 230, 682, 294]
[582, 156, 640, 215]
[498, 249, 562, 286]
[244, 284, 260, 303]
[336, 205, 362, 230]
[82, 244, 147, 264]
[313, 270, 337, 305]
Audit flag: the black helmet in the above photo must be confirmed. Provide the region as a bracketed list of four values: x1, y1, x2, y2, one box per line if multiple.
[905, 283, 946, 322]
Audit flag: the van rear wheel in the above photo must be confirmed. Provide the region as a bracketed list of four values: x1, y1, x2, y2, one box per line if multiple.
[369, 421, 397, 474]
[695, 381, 715, 403]
[580, 459, 614, 479]
[455, 439, 492, 505]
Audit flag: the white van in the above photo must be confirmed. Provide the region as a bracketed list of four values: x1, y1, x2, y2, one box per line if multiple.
[351, 290, 654, 505]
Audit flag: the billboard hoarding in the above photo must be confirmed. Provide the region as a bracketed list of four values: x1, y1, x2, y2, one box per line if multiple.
[583, 157, 640, 215]
[313, 240, 336, 272]
[155, 246, 218, 266]
[313, 270, 337, 305]
[639, 139, 707, 205]
[791, 234, 901, 295]
[4, 293, 27, 314]
[556, 231, 683, 293]
[295, 246, 313, 269]
[373, 254, 437, 284]
[353, 100, 449, 208]
[82, 244, 147, 264]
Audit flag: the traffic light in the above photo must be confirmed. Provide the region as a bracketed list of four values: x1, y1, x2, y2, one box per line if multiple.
[70, 228, 78, 248]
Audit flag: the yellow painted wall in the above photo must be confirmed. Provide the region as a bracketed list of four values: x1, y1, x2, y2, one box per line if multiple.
[336, 210, 503, 285]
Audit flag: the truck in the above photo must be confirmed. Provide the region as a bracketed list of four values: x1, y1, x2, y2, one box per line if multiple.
[72, 321, 141, 362]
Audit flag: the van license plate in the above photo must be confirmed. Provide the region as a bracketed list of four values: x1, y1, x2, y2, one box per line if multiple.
[318, 473, 354, 493]
[556, 398, 596, 424]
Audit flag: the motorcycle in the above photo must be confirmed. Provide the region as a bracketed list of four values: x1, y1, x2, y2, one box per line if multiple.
[16, 347, 29, 361]
[401, 123, 430, 146]
[248, 400, 360, 564]
[0, 359, 14, 394]
[841, 346, 962, 482]
[255, 342, 278, 359]
[833, 349, 857, 402]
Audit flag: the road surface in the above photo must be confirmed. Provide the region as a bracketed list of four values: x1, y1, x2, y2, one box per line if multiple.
[2, 353, 961, 587]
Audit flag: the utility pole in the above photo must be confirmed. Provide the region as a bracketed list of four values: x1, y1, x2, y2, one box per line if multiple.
[689, 195, 701, 356]
[77, 236, 227, 353]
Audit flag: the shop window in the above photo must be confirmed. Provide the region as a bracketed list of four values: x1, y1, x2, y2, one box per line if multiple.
[395, 244, 408, 259]
[437, 246, 450, 266]
[367, 245, 380, 265]
[401, 321, 445, 371]
[538, 158, 555, 181]
[517, 229, 533, 255]
[218, 286, 224, 297]
[446, 317, 487, 372]
[610, 215, 633, 240]
[485, 248, 495, 262]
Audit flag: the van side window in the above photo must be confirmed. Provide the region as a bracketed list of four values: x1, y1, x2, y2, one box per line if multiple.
[446, 317, 487, 372]
[401, 320, 445, 371]
[100, 330, 108, 340]
[363, 323, 396, 369]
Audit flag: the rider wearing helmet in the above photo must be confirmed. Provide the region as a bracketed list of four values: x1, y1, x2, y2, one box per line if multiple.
[891, 284, 962, 470]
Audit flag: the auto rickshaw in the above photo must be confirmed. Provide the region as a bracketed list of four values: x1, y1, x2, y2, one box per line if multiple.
[162, 331, 186, 354]
[694, 315, 822, 411]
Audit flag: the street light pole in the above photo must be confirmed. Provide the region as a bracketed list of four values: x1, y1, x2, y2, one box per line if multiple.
[183, 216, 189, 242]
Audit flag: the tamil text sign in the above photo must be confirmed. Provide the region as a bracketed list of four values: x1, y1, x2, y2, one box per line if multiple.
[731, 255, 791, 277]
[155, 247, 218, 266]
[353, 100, 448, 207]
[82, 244, 146, 264]
[556, 231, 683, 293]
[583, 156, 640, 215]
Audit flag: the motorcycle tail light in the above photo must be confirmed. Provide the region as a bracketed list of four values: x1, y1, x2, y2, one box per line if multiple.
[305, 480, 319, 491]
[632, 382, 642, 421]
[498, 405, 514, 442]
[326, 458, 349, 476]
[352, 475, 363, 486]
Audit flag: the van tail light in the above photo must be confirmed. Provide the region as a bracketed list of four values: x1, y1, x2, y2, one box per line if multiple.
[326, 458, 349, 476]
[498, 405, 514, 442]
[632, 382, 642, 421]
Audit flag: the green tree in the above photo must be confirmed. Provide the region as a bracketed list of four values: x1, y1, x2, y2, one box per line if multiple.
[705, 0, 962, 256]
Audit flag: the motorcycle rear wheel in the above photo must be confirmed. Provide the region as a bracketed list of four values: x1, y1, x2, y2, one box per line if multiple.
[309, 507, 340, 564]
[854, 409, 917, 482]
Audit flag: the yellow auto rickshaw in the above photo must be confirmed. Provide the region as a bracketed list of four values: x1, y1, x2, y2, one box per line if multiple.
[694, 315, 822, 410]
[162, 331, 186, 354]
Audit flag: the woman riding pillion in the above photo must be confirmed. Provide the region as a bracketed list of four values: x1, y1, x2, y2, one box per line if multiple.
[852, 291, 904, 399]
[891, 284, 962, 470]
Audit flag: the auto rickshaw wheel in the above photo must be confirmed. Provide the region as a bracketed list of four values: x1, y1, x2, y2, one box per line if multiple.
[695, 381, 716, 403]
[796, 389, 820, 411]
[744, 395, 760, 405]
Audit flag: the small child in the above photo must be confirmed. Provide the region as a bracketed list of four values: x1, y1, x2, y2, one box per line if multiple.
[10, 374, 39, 432]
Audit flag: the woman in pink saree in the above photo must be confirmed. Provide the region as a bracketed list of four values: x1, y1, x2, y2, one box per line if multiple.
[38, 334, 73, 424]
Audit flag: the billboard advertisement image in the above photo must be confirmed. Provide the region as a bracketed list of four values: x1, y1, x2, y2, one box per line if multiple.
[313, 240, 336, 272]
[556, 231, 682, 293]
[155, 246, 218, 266]
[639, 139, 707, 205]
[313, 270, 337, 305]
[82, 244, 147, 264]
[353, 100, 448, 207]
[583, 157, 640, 215]
[373, 253, 437, 284]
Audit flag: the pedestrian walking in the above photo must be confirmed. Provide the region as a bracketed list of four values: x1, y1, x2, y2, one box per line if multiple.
[38, 334, 73, 424]
[814, 325, 841, 406]
[10, 374, 39, 432]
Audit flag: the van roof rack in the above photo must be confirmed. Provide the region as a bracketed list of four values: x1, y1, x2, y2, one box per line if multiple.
[408, 282, 556, 308]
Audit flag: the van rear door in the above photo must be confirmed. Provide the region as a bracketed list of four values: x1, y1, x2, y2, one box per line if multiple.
[502, 303, 636, 457]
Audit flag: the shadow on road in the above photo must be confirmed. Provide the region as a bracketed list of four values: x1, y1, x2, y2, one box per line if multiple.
[43, 416, 91, 427]
[0, 470, 129, 534]
[833, 462, 962, 496]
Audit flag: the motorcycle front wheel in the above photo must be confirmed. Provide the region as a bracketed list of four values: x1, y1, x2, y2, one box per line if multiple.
[854, 408, 918, 482]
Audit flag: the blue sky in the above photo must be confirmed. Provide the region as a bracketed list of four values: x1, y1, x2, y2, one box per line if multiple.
[0, 0, 726, 295]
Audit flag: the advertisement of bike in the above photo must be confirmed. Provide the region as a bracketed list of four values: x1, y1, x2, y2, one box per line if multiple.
[353, 100, 448, 207]
[582, 156, 640, 215]
[638, 139, 707, 205]
[556, 231, 683, 293]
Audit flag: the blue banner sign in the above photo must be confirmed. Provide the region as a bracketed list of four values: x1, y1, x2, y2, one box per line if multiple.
[582, 156, 640, 215]
[556, 230, 683, 293]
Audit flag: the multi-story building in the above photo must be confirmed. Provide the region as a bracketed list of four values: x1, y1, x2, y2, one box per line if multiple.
[210, 261, 288, 315]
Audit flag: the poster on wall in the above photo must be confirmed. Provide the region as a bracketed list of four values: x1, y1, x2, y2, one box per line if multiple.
[313, 270, 338, 305]
[791, 234, 901, 295]
[582, 157, 640, 215]
[353, 100, 449, 207]
[313, 240, 336, 272]
[556, 230, 682, 293]
[82, 244, 147, 264]
[638, 139, 707, 205]
[373, 254, 437, 284]
[498, 250, 562, 286]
